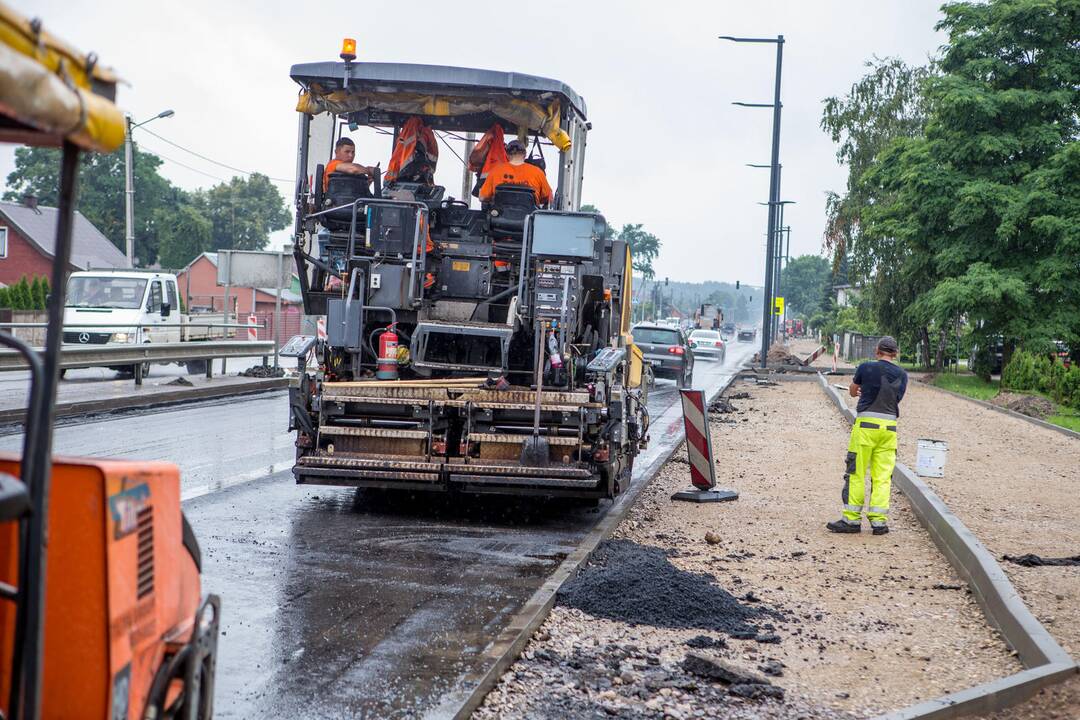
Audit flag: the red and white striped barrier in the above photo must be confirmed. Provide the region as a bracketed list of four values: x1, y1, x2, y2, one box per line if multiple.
[316, 316, 327, 341]
[672, 388, 738, 503]
[679, 389, 716, 490]
[247, 314, 259, 341]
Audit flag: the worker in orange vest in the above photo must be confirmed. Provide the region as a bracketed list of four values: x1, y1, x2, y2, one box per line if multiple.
[479, 139, 552, 206]
[324, 137, 378, 191]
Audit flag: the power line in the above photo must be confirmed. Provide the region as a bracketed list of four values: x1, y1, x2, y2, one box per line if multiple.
[136, 126, 293, 184]
[139, 146, 227, 182]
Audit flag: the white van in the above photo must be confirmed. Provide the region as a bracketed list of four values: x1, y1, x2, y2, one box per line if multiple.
[63, 270, 228, 376]
[64, 270, 182, 346]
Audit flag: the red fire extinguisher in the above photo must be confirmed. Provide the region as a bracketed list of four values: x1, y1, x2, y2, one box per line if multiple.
[376, 324, 399, 380]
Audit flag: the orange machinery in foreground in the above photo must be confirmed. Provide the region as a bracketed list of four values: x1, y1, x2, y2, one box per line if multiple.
[0, 459, 218, 718]
[0, 4, 219, 718]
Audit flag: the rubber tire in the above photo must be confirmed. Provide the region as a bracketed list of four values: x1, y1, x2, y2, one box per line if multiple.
[678, 366, 691, 389]
[58, 369, 67, 379]
[185, 359, 208, 375]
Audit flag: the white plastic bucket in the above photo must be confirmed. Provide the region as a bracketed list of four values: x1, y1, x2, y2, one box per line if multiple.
[916, 439, 948, 478]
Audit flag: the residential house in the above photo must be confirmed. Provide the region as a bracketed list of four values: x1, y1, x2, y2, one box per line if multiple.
[176, 251, 302, 315]
[0, 195, 129, 286]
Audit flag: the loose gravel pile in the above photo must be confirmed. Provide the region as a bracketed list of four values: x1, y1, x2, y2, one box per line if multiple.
[476, 379, 1018, 719]
[240, 364, 286, 378]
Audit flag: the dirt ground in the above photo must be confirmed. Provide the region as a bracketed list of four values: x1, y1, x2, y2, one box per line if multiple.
[474, 380, 1018, 719]
[835, 381, 1080, 720]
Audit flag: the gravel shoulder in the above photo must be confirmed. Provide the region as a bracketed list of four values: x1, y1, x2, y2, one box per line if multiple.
[842, 381, 1080, 719]
[474, 379, 1018, 719]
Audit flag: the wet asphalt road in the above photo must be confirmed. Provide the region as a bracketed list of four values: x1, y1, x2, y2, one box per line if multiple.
[1, 342, 756, 718]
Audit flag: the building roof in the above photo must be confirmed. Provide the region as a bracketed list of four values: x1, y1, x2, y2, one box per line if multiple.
[0, 200, 129, 270]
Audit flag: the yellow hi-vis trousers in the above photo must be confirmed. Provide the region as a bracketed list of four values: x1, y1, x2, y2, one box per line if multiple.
[842, 416, 897, 525]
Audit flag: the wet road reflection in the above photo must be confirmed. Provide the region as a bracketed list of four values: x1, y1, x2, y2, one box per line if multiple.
[188, 345, 754, 718]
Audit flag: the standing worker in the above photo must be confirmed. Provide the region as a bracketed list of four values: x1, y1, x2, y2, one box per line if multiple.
[827, 336, 907, 535]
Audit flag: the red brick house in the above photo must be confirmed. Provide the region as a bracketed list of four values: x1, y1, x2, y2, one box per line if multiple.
[176, 251, 302, 315]
[0, 196, 129, 286]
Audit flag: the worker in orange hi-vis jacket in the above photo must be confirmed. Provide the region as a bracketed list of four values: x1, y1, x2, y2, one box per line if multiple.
[323, 137, 378, 190]
[479, 139, 552, 206]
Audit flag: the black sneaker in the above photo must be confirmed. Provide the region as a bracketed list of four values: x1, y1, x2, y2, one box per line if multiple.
[826, 519, 861, 533]
[872, 524, 890, 536]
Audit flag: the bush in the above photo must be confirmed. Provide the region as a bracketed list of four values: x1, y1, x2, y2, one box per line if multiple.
[1002, 350, 1080, 410]
[971, 344, 994, 381]
[1061, 365, 1080, 409]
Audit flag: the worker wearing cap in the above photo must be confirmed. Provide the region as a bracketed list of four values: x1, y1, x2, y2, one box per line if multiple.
[828, 336, 908, 535]
[479, 139, 552, 206]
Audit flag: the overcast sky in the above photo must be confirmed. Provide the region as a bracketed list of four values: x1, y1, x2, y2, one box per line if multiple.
[6, 0, 946, 284]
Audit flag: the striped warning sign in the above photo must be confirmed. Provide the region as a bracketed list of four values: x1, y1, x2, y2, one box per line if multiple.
[680, 389, 716, 490]
[316, 316, 327, 341]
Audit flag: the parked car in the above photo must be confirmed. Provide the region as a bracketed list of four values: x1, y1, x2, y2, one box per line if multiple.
[737, 327, 756, 343]
[689, 329, 726, 363]
[632, 323, 694, 388]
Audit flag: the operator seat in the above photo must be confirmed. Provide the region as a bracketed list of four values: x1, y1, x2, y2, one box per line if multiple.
[319, 166, 374, 232]
[487, 184, 536, 241]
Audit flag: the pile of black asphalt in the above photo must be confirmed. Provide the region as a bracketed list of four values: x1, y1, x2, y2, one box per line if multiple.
[557, 539, 783, 637]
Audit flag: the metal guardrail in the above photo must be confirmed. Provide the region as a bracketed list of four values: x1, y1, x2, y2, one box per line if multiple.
[0, 340, 275, 385]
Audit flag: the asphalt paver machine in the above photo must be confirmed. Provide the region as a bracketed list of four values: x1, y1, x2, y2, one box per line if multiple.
[287, 45, 649, 498]
[0, 6, 219, 718]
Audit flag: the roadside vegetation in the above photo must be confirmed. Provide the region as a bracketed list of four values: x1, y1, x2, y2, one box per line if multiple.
[818, 0, 1080, 375]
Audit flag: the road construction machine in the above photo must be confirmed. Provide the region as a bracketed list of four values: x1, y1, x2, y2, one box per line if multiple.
[0, 6, 219, 718]
[286, 44, 649, 498]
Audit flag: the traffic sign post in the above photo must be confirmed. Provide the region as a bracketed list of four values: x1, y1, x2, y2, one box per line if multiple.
[773, 296, 784, 316]
[671, 389, 739, 503]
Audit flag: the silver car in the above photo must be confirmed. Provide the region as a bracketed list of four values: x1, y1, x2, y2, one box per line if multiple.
[689, 329, 726, 362]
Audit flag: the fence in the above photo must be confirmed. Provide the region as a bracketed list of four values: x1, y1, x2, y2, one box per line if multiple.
[841, 332, 885, 362]
[0, 310, 47, 346]
[239, 310, 302, 347]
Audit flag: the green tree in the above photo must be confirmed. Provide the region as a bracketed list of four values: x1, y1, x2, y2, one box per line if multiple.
[779, 255, 831, 319]
[821, 57, 934, 361]
[617, 223, 661, 280]
[192, 174, 290, 251]
[4, 145, 186, 265]
[157, 205, 214, 269]
[30, 275, 49, 310]
[860, 0, 1080, 367]
[580, 203, 615, 240]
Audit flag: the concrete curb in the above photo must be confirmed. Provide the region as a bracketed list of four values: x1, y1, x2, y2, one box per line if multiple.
[916, 379, 1080, 441]
[0, 378, 288, 425]
[816, 374, 1078, 720]
[440, 371, 744, 720]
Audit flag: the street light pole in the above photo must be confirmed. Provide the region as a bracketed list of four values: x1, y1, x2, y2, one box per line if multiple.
[124, 109, 175, 267]
[723, 34, 785, 368]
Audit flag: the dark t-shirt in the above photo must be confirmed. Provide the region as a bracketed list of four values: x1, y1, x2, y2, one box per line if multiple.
[853, 360, 908, 417]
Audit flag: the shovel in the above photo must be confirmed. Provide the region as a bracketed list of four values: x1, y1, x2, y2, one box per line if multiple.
[521, 320, 550, 466]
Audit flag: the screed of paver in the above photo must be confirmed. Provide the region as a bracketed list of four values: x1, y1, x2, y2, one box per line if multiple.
[840, 382, 1080, 720]
[475, 379, 1018, 719]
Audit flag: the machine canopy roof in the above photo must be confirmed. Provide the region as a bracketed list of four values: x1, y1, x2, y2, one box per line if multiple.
[0, 1, 124, 152]
[291, 62, 586, 152]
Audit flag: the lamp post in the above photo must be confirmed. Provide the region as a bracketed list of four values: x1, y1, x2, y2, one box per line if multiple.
[124, 109, 175, 266]
[721, 34, 784, 368]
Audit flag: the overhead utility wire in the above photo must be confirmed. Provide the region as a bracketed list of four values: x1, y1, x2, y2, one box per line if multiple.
[137, 126, 293, 184]
[139, 146, 227, 182]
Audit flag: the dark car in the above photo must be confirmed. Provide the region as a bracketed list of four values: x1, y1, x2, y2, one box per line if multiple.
[632, 323, 694, 388]
[737, 328, 756, 343]
[720, 322, 736, 338]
